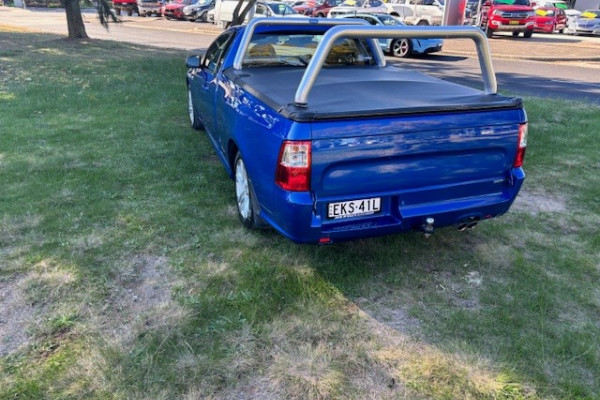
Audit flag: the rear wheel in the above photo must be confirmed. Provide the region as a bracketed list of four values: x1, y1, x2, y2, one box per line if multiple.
[524, 30, 533, 38]
[486, 26, 494, 38]
[512, 31, 520, 37]
[234, 153, 261, 229]
[188, 86, 203, 130]
[391, 39, 412, 58]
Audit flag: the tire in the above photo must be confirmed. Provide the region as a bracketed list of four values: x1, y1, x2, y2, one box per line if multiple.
[558, 28, 564, 33]
[234, 153, 261, 229]
[512, 31, 520, 37]
[391, 39, 412, 58]
[486, 26, 494, 38]
[200, 10, 208, 22]
[524, 30, 533, 38]
[188, 87, 203, 130]
[127, 9, 133, 16]
[417, 20, 429, 26]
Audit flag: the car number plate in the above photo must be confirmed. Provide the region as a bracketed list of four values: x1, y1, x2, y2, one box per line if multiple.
[509, 20, 519, 24]
[327, 197, 381, 219]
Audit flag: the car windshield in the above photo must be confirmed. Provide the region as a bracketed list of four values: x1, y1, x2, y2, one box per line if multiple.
[536, 8, 555, 15]
[377, 14, 402, 25]
[268, 3, 298, 14]
[581, 10, 600, 18]
[243, 33, 376, 68]
[341, 0, 364, 6]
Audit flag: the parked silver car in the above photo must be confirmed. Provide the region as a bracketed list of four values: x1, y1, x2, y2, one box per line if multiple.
[567, 9, 600, 35]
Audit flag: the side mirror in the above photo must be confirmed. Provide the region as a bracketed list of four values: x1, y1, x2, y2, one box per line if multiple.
[186, 51, 206, 69]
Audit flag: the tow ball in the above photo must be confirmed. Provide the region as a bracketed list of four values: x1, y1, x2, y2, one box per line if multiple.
[421, 217, 435, 238]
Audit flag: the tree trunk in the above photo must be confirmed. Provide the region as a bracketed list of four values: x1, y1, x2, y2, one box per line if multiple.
[64, 0, 89, 39]
[227, 0, 257, 28]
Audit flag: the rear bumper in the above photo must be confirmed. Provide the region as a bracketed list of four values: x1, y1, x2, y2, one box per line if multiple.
[261, 168, 525, 244]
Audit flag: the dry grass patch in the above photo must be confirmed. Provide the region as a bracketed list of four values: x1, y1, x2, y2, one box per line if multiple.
[0, 276, 38, 356]
[511, 188, 567, 216]
[92, 254, 188, 349]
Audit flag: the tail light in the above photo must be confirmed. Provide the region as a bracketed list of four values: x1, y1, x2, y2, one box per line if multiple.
[513, 123, 528, 168]
[275, 141, 311, 192]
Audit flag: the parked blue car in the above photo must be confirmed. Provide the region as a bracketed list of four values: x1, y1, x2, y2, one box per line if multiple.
[338, 13, 444, 57]
[186, 18, 526, 244]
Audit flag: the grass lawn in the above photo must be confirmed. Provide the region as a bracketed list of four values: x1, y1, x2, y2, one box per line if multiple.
[1, 27, 599, 399]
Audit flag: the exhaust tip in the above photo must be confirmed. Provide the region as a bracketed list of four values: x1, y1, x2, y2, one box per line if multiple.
[467, 221, 478, 229]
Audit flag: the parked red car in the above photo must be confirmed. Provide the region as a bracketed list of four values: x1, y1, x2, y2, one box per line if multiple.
[294, 0, 344, 17]
[479, 0, 536, 38]
[162, 0, 194, 19]
[534, 6, 567, 33]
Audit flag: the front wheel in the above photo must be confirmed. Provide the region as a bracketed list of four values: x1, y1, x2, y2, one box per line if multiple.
[486, 26, 494, 38]
[234, 153, 261, 229]
[524, 30, 533, 38]
[188, 87, 203, 130]
[391, 39, 412, 58]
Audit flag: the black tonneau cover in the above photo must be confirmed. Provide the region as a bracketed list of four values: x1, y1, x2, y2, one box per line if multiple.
[224, 66, 522, 122]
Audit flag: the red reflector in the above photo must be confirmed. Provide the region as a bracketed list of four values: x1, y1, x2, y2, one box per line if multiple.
[275, 140, 311, 192]
[319, 237, 331, 244]
[513, 123, 528, 168]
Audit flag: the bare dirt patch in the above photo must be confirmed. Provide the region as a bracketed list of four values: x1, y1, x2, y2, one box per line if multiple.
[0, 276, 38, 356]
[94, 254, 187, 348]
[511, 188, 567, 215]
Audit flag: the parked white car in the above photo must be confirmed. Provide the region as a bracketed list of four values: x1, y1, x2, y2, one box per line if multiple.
[327, 0, 388, 18]
[564, 8, 581, 26]
[385, 0, 444, 25]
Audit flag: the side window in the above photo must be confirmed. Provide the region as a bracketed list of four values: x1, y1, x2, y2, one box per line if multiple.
[203, 31, 235, 74]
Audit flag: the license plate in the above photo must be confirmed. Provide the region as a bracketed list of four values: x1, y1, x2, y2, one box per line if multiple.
[509, 20, 519, 25]
[327, 197, 381, 219]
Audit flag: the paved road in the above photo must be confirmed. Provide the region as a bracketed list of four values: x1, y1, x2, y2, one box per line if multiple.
[391, 55, 600, 104]
[2, 6, 599, 102]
